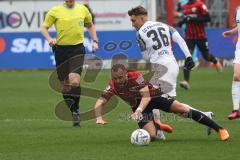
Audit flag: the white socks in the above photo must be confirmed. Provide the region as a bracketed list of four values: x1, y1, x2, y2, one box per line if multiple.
[152, 109, 160, 120]
[232, 81, 240, 111]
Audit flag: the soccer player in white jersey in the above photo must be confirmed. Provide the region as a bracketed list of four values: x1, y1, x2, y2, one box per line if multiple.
[128, 6, 214, 138]
[222, 6, 240, 120]
[128, 6, 194, 97]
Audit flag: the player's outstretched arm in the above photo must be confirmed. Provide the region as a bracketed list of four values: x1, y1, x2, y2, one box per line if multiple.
[222, 26, 238, 38]
[171, 30, 191, 58]
[95, 97, 108, 125]
[130, 86, 151, 121]
[171, 29, 195, 70]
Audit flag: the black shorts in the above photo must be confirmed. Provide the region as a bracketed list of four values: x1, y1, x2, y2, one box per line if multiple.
[135, 95, 175, 129]
[53, 43, 85, 81]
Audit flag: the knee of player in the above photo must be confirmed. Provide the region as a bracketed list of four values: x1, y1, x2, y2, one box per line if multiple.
[150, 134, 156, 141]
[61, 84, 71, 93]
[233, 74, 240, 81]
[177, 112, 189, 118]
[68, 73, 80, 86]
[170, 101, 190, 114]
[201, 54, 210, 61]
[69, 81, 80, 87]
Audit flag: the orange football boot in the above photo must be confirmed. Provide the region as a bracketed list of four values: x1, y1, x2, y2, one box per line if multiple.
[154, 119, 173, 133]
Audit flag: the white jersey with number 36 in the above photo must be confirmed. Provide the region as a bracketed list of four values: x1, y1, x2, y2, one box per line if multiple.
[136, 20, 191, 97]
[136, 21, 183, 97]
[136, 21, 177, 65]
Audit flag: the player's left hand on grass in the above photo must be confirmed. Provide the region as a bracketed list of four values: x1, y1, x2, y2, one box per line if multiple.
[130, 108, 143, 121]
[184, 57, 195, 70]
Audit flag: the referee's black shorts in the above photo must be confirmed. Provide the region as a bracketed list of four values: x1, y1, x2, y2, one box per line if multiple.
[134, 95, 175, 129]
[53, 43, 85, 81]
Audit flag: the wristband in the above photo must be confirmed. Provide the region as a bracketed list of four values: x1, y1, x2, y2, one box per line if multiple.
[136, 107, 143, 113]
[93, 40, 98, 44]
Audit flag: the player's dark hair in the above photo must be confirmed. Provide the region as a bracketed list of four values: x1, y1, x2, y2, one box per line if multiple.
[111, 64, 126, 72]
[128, 6, 148, 16]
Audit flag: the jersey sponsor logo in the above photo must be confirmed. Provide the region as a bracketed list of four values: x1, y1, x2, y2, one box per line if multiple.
[79, 21, 84, 27]
[136, 76, 144, 84]
[104, 85, 112, 92]
[191, 7, 197, 13]
[188, 14, 197, 18]
[129, 86, 141, 92]
[129, 83, 146, 93]
[158, 50, 169, 56]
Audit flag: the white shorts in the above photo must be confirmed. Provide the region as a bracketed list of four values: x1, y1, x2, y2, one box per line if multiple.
[233, 44, 240, 64]
[149, 60, 179, 97]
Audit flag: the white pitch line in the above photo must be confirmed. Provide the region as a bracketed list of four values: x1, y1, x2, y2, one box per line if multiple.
[0, 118, 59, 122]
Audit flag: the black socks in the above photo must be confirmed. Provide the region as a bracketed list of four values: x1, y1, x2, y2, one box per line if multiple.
[188, 109, 222, 132]
[63, 86, 81, 114]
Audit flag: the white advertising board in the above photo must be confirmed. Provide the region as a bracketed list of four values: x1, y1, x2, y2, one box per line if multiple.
[0, 0, 149, 32]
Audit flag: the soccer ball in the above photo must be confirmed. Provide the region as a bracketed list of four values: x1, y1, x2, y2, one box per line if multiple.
[130, 129, 150, 146]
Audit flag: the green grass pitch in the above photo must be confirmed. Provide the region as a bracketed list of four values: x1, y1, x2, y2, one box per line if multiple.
[0, 68, 239, 160]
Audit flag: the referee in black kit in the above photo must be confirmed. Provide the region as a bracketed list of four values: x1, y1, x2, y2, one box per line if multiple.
[41, 0, 98, 127]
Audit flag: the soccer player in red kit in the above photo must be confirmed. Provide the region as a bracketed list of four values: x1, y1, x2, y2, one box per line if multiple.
[178, 0, 222, 89]
[94, 64, 229, 141]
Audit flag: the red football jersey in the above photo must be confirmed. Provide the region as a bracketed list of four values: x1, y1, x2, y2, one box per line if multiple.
[101, 71, 160, 110]
[182, 0, 209, 39]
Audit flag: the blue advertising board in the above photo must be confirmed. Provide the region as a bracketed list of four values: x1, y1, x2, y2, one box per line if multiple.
[0, 29, 237, 69]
